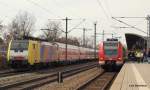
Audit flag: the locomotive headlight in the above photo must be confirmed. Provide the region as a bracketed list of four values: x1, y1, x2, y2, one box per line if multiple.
[118, 57, 121, 60]
[100, 57, 104, 60]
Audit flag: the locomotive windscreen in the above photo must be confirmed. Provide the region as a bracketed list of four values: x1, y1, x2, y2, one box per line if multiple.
[11, 40, 29, 50]
[104, 41, 118, 56]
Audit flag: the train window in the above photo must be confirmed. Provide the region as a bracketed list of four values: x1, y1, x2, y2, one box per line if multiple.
[107, 38, 118, 41]
[104, 43, 117, 47]
[104, 42, 118, 56]
[11, 40, 29, 50]
[104, 49, 118, 56]
[104, 42, 118, 50]
[33, 44, 35, 49]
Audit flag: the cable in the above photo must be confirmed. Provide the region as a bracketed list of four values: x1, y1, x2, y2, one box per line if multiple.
[103, 0, 112, 17]
[26, 0, 62, 19]
[132, 19, 146, 27]
[96, 0, 110, 20]
[112, 17, 147, 34]
[51, 0, 79, 17]
[96, 0, 114, 32]
[68, 19, 86, 33]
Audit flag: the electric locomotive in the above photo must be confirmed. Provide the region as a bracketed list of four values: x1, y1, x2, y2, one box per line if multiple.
[7, 39, 98, 68]
[99, 38, 125, 69]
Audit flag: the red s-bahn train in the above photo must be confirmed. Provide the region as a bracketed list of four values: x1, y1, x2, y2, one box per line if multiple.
[98, 39, 125, 69]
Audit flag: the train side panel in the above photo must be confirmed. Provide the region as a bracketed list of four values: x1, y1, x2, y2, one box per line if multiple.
[68, 48, 80, 61]
[116, 42, 124, 66]
[40, 42, 58, 63]
[59, 47, 65, 61]
[99, 42, 105, 65]
[28, 40, 40, 65]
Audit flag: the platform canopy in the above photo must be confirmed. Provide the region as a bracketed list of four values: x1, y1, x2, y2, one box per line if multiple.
[125, 33, 147, 50]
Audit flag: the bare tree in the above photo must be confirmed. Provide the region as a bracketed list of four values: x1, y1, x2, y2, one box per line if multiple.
[3, 32, 11, 44]
[77, 37, 93, 48]
[82, 37, 94, 48]
[0, 37, 3, 43]
[0, 21, 3, 31]
[87, 37, 94, 48]
[8, 11, 36, 39]
[0, 21, 8, 44]
[67, 36, 79, 46]
[42, 21, 62, 41]
[77, 37, 83, 46]
[84, 37, 90, 47]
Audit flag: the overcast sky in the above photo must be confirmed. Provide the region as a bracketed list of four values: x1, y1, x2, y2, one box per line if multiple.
[0, 0, 150, 45]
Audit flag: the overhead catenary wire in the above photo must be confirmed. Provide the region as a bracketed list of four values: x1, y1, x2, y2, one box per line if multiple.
[113, 17, 146, 27]
[96, 0, 110, 20]
[96, 0, 115, 34]
[68, 19, 86, 33]
[51, 0, 79, 18]
[26, 0, 62, 19]
[103, 0, 112, 17]
[111, 19, 146, 28]
[103, 0, 116, 26]
[48, 18, 86, 33]
[112, 17, 147, 34]
[132, 19, 146, 27]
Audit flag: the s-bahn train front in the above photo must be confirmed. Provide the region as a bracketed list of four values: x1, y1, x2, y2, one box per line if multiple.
[99, 39, 124, 69]
[7, 40, 29, 68]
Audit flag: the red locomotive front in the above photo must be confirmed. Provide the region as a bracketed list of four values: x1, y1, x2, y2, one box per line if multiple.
[99, 39, 124, 70]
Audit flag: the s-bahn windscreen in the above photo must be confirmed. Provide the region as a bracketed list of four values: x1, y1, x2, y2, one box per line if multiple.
[104, 42, 118, 56]
[11, 40, 29, 50]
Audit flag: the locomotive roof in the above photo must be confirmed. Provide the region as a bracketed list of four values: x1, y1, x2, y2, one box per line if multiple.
[11, 39, 96, 51]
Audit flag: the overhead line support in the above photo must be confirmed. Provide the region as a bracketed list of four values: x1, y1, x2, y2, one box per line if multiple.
[62, 17, 71, 61]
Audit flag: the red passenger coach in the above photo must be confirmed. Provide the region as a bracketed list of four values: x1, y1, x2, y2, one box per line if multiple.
[98, 39, 124, 69]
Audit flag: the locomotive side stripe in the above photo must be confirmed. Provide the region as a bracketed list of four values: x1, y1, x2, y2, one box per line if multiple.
[7, 40, 12, 61]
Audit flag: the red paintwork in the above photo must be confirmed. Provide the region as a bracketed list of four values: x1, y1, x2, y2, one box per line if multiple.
[14, 56, 25, 60]
[117, 42, 123, 60]
[99, 42, 104, 61]
[99, 41, 124, 65]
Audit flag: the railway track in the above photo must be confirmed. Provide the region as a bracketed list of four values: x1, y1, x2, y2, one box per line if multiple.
[0, 62, 98, 90]
[0, 69, 31, 78]
[78, 71, 117, 90]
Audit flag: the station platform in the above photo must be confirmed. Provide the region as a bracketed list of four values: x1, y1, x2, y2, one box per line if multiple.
[110, 62, 150, 90]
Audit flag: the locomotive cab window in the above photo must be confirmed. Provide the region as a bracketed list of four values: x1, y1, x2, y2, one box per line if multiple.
[11, 40, 29, 50]
[104, 49, 118, 56]
[104, 42, 118, 56]
[33, 44, 36, 49]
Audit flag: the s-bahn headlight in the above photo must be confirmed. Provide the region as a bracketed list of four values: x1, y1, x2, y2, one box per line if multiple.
[118, 57, 122, 60]
[100, 57, 104, 60]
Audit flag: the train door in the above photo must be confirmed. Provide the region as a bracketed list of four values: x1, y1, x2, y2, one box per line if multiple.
[53, 44, 59, 61]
